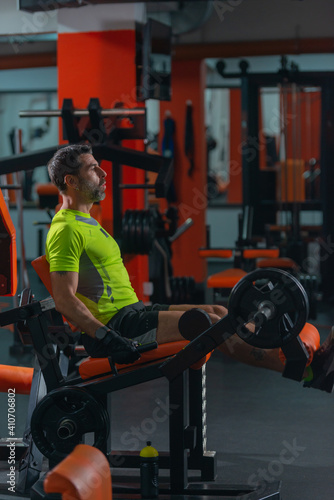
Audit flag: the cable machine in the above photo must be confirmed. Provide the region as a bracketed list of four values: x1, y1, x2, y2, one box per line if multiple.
[216, 58, 334, 299]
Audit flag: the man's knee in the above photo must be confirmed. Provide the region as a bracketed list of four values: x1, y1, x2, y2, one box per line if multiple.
[212, 304, 228, 317]
[207, 312, 221, 324]
[203, 305, 227, 318]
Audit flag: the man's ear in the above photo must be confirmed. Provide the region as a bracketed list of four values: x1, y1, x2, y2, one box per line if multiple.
[64, 174, 78, 190]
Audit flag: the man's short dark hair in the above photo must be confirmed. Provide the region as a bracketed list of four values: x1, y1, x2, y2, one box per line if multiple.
[47, 144, 92, 193]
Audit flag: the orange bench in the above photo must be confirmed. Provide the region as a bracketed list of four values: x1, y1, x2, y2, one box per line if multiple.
[199, 247, 280, 301]
[199, 248, 244, 300]
[43, 444, 112, 500]
[256, 257, 299, 271]
[0, 189, 17, 296]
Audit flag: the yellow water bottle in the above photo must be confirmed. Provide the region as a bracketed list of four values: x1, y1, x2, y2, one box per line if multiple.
[140, 441, 159, 498]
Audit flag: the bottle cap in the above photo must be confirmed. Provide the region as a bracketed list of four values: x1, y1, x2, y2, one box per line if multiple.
[140, 441, 159, 457]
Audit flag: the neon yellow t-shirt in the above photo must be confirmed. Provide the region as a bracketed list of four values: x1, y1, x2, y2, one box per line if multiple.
[45, 209, 139, 325]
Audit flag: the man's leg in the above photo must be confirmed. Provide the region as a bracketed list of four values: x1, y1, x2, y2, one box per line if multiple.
[156, 310, 221, 344]
[303, 327, 334, 392]
[157, 305, 284, 372]
[218, 341, 283, 373]
[168, 304, 227, 318]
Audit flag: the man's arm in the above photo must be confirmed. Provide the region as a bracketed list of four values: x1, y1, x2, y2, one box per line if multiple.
[50, 270, 104, 338]
[50, 269, 141, 364]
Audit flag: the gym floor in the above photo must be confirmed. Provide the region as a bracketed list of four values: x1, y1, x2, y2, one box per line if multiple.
[0, 263, 333, 500]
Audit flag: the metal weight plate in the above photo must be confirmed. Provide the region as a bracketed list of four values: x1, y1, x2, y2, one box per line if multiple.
[142, 210, 155, 254]
[121, 210, 131, 253]
[173, 277, 182, 304]
[31, 386, 110, 463]
[141, 210, 150, 254]
[169, 277, 176, 304]
[133, 210, 142, 254]
[149, 209, 158, 249]
[128, 210, 138, 254]
[128, 210, 137, 253]
[227, 268, 309, 349]
[141, 210, 148, 251]
[141, 210, 147, 254]
[179, 277, 187, 304]
[185, 277, 196, 303]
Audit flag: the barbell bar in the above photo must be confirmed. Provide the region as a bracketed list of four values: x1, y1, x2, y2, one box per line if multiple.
[19, 108, 146, 118]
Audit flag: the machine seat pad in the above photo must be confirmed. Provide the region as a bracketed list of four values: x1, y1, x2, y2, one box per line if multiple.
[242, 248, 279, 259]
[279, 322, 320, 366]
[79, 340, 211, 380]
[256, 257, 299, 270]
[0, 189, 17, 296]
[31, 255, 52, 295]
[207, 268, 247, 289]
[32, 255, 77, 332]
[44, 444, 112, 500]
[0, 364, 33, 395]
[36, 183, 59, 197]
[199, 249, 233, 259]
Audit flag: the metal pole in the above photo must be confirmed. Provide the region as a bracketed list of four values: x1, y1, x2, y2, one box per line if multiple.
[19, 108, 145, 118]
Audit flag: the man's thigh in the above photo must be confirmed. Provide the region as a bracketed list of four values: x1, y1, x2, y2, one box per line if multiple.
[169, 304, 227, 318]
[156, 310, 185, 344]
[156, 310, 221, 344]
[108, 302, 169, 344]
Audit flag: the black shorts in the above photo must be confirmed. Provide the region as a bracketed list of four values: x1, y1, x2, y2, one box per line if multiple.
[81, 301, 169, 357]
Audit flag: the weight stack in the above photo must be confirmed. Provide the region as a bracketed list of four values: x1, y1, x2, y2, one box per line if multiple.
[168, 276, 196, 305]
[121, 209, 156, 255]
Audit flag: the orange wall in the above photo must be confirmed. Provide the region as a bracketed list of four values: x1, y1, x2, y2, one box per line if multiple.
[57, 29, 148, 299]
[160, 60, 207, 283]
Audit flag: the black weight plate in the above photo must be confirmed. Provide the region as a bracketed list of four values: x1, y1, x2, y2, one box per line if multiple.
[173, 277, 182, 304]
[169, 277, 176, 304]
[149, 209, 157, 243]
[185, 277, 196, 303]
[31, 386, 110, 463]
[227, 268, 309, 349]
[140, 211, 147, 254]
[134, 210, 143, 254]
[143, 210, 151, 254]
[142, 210, 155, 254]
[140, 210, 147, 254]
[121, 210, 131, 253]
[127, 210, 138, 254]
[179, 277, 187, 304]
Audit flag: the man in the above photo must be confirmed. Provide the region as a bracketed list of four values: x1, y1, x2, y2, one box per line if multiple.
[46, 144, 333, 389]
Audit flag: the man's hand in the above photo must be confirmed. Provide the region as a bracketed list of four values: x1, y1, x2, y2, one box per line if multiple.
[101, 330, 141, 364]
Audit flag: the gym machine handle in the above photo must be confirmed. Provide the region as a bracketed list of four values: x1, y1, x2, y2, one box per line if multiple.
[68, 341, 158, 359]
[136, 341, 158, 354]
[169, 218, 193, 243]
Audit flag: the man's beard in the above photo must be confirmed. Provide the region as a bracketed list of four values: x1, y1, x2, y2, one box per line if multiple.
[77, 177, 106, 202]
